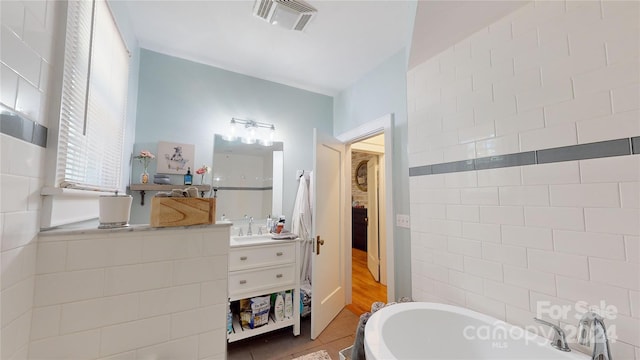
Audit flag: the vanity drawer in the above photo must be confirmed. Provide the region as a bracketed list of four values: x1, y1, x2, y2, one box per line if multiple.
[229, 243, 295, 271]
[229, 264, 295, 296]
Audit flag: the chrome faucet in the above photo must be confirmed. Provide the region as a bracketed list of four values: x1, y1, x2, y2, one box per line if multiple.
[534, 317, 571, 352]
[246, 216, 253, 236]
[577, 311, 613, 360]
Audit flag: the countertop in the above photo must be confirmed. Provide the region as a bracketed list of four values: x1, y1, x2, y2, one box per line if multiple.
[39, 220, 298, 248]
[229, 234, 300, 248]
[39, 219, 231, 237]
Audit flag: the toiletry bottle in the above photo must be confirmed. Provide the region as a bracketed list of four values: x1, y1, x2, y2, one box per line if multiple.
[284, 291, 293, 319]
[276, 215, 285, 234]
[274, 293, 285, 322]
[227, 301, 233, 334]
[184, 167, 192, 185]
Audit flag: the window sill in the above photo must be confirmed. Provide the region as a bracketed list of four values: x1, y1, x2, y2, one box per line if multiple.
[40, 187, 121, 229]
[41, 186, 116, 197]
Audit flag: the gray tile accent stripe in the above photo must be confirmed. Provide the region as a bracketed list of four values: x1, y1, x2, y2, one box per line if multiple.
[537, 139, 631, 164]
[432, 160, 474, 174]
[409, 137, 636, 177]
[1, 106, 47, 147]
[409, 165, 431, 177]
[475, 152, 536, 170]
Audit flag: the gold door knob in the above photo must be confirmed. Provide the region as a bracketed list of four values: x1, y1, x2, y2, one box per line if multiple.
[316, 235, 325, 255]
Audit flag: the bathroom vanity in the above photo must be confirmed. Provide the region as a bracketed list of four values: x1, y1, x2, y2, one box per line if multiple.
[227, 235, 301, 342]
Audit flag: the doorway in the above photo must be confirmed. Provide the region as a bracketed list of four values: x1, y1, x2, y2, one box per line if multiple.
[336, 113, 395, 312]
[347, 134, 387, 315]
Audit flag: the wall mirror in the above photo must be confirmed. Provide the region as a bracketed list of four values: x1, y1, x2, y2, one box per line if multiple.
[213, 134, 283, 221]
[355, 160, 368, 192]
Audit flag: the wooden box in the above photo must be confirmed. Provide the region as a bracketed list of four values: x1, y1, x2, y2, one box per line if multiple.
[150, 197, 215, 227]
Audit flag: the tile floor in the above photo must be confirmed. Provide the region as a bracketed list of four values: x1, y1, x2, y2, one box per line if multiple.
[227, 308, 360, 360]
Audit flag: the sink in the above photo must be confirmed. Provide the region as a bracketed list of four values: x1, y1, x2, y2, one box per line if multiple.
[231, 234, 272, 241]
[230, 234, 275, 247]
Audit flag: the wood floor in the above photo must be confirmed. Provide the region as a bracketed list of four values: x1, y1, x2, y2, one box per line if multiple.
[346, 248, 387, 316]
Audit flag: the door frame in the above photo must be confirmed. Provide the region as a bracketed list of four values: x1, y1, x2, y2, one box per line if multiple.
[336, 113, 395, 303]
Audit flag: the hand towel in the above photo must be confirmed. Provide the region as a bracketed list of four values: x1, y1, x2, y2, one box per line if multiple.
[351, 312, 371, 360]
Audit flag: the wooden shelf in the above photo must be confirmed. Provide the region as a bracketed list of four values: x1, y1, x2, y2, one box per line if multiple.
[129, 184, 212, 206]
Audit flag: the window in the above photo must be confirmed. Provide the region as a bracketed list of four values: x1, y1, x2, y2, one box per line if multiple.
[56, 0, 129, 191]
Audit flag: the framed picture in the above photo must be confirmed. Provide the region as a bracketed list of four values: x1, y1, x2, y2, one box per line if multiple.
[355, 160, 368, 192]
[157, 141, 195, 174]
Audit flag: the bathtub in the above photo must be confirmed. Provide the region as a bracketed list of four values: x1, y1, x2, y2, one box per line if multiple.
[364, 302, 589, 360]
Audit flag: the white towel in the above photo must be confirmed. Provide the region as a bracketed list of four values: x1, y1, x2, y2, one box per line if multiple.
[292, 175, 312, 284]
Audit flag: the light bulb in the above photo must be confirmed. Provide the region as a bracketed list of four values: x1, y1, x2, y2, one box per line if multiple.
[260, 125, 275, 146]
[242, 127, 256, 144]
[224, 119, 237, 141]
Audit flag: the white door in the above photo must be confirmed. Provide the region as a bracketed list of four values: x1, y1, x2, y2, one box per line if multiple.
[367, 156, 380, 281]
[311, 129, 346, 340]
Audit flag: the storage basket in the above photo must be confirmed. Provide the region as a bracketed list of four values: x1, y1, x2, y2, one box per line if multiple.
[150, 197, 215, 227]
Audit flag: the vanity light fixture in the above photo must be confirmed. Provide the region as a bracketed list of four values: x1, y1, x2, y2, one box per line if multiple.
[225, 118, 276, 146]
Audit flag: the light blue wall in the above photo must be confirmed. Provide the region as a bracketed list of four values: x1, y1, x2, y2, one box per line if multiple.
[333, 49, 412, 300]
[131, 49, 333, 223]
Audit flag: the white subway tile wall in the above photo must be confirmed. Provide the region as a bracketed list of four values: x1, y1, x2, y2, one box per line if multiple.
[31, 228, 229, 359]
[0, 0, 60, 358]
[578, 110, 640, 144]
[408, 1, 640, 357]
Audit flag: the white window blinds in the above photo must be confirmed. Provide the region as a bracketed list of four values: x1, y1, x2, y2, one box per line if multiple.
[56, 0, 129, 192]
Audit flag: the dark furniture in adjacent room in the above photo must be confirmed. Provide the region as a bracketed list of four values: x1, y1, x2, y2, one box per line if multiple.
[352, 207, 367, 251]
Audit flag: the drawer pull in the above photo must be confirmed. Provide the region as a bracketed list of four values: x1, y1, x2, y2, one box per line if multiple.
[276, 252, 283, 256]
[276, 274, 283, 278]
[240, 256, 248, 261]
[239, 280, 247, 284]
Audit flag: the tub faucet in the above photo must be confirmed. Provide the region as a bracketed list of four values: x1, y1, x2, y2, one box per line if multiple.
[534, 317, 570, 352]
[577, 311, 613, 360]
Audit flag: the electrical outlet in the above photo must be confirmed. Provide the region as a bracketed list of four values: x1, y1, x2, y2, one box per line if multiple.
[396, 214, 410, 228]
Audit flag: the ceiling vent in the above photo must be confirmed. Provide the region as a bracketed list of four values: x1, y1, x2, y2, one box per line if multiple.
[253, 0, 317, 31]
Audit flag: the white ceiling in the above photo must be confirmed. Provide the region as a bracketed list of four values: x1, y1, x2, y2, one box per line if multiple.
[120, 1, 529, 97]
[121, 0, 415, 96]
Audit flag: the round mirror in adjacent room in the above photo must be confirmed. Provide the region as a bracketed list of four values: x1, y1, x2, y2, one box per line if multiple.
[355, 160, 368, 192]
